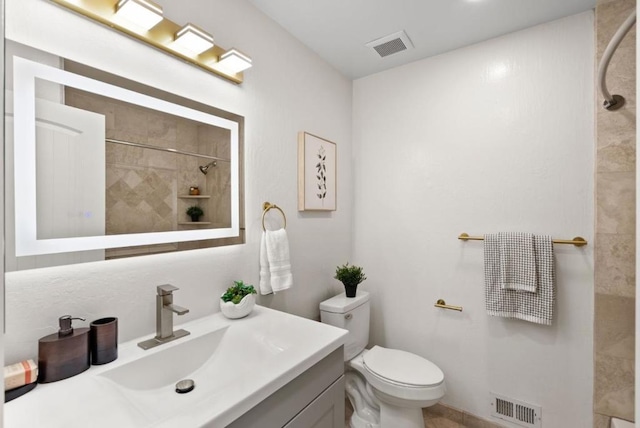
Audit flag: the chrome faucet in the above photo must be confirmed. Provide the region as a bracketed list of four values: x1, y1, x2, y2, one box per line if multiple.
[138, 284, 190, 350]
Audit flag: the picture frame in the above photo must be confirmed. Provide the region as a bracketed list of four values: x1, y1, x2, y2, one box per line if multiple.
[298, 132, 337, 211]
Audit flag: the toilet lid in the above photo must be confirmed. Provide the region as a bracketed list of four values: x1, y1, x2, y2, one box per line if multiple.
[363, 346, 444, 387]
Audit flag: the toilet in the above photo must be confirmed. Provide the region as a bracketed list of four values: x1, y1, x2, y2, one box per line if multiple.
[320, 291, 446, 428]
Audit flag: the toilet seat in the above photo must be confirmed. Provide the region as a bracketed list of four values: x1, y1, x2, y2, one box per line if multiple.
[363, 346, 444, 387]
[348, 348, 446, 408]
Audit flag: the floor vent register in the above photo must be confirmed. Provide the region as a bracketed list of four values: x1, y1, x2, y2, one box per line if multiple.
[490, 392, 541, 428]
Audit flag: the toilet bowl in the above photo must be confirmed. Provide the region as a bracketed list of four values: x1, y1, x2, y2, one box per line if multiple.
[320, 291, 446, 428]
[349, 347, 445, 427]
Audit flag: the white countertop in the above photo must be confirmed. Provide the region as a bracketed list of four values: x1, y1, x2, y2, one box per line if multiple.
[5, 306, 347, 427]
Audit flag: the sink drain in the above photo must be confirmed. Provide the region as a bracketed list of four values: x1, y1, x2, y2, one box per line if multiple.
[175, 379, 195, 394]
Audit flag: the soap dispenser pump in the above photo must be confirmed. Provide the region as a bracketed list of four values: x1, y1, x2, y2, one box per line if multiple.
[38, 315, 90, 383]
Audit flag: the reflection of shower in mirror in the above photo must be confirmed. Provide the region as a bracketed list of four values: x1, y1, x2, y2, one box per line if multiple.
[199, 161, 218, 175]
[7, 52, 244, 264]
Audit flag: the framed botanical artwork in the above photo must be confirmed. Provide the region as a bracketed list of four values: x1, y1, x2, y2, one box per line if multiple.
[298, 132, 337, 211]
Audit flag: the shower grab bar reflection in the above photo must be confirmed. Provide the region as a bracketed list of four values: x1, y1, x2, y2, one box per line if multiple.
[105, 138, 230, 162]
[458, 233, 587, 247]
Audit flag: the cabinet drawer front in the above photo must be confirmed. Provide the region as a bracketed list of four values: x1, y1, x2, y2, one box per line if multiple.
[225, 346, 344, 428]
[284, 376, 345, 428]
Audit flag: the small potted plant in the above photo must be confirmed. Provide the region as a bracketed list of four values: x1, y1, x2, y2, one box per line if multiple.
[186, 205, 204, 222]
[334, 263, 367, 298]
[220, 280, 257, 319]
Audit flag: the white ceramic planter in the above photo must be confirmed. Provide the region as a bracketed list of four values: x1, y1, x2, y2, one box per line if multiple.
[220, 293, 256, 319]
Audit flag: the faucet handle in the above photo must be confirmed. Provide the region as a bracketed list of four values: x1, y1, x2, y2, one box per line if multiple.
[157, 284, 179, 295]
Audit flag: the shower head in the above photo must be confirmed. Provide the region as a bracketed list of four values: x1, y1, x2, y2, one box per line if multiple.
[199, 161, 217, 175]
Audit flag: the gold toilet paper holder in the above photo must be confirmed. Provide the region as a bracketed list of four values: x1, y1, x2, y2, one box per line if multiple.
[434, 299, 463, 312]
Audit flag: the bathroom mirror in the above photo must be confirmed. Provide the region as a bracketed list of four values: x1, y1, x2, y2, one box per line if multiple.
[5, 42, 245, 271]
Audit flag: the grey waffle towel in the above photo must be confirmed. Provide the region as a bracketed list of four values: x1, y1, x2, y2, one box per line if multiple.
[484, 233, 555, 325]
[499, 232, 537, 292]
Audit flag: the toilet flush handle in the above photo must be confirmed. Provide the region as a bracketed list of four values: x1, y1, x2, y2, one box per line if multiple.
[344, 314, 353, 320]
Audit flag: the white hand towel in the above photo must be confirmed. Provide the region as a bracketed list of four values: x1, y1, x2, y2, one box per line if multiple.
[498, 232, 537, 292]
[259, 232, 273, 295]
[265, 229, 293, 293]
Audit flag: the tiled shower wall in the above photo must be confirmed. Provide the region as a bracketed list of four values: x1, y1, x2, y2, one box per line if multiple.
[594, 0, 636, 425]
[65, 88, 232, 257]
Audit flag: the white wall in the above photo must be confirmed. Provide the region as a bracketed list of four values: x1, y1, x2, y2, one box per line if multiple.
[352, 12, 594, 428]
[4, 0, 352, 364]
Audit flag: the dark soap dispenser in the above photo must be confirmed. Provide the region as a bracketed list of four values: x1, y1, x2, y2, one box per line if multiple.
[38, 315, 90, 383]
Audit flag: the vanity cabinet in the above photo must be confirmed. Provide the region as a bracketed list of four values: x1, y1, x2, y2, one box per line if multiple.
[226, 347, 345, 428]
[284, 376, 344, 428]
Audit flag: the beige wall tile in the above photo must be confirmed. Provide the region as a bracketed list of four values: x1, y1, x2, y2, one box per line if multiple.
[595, 293, 635, 359]
[176, 156, 203, 195]
[597, 132, 636, 172]
[597, 105, 635, 143]
[595, 0, 636, 423]
[596, 171, 636, 234]
[65, 88, 116, 130]
[594, 412, 611, 428]
[596, 0, 637, 59]
[596, 0, 633, 8]
[105, 166, 176, 235]
[594, 353, 635, 420]
[595, 233, 636, 297]
[113, 103, 148, 139]
[147, 110, 177, 147]
[176, 119, 199, 152]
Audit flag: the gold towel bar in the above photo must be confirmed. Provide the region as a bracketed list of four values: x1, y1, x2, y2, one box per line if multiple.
[435, 299, 463, 312]
[262, 202, 287, 231]
[458, 233, 587, 247]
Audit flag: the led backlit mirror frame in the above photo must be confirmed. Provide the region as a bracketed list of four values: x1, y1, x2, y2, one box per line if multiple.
[12, 56, 242, 256]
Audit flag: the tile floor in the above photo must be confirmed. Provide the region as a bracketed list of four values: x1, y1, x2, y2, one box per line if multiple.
[345, 401, 503, 428]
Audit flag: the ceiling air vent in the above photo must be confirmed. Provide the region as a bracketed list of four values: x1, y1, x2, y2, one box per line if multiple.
[366, 30, 413, 58]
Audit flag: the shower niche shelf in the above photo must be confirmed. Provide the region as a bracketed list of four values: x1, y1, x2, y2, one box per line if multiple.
[178, 221, 212, 226]
[178, 195, 211, 199]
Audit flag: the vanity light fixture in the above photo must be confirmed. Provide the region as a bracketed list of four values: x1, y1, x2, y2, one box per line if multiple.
[217, 49, 253, 73]
[174, 23, 215, 55]
[49, 0, 251, 84]
[115, 0, 163, 31]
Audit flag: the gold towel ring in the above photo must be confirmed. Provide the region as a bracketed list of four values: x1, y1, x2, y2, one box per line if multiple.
[262, 202, 287, 231]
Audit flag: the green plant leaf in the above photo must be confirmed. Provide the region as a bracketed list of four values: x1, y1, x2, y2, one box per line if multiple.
[221, 280, 256, 303]
[334, 262, 367, 288]
[186, 205, 204, 216]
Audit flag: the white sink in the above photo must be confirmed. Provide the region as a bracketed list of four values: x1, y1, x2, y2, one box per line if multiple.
[5, 306, 347, 428]
[100, 327, 231, 391]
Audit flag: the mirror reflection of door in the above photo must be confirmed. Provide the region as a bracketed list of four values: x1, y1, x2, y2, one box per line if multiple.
[6, 94, 106, 270]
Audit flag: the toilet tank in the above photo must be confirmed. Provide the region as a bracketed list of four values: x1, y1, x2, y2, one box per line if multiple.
[320, 291, 370, 361]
